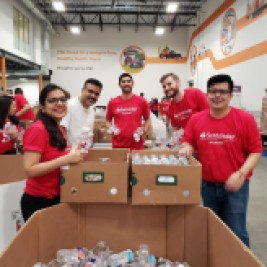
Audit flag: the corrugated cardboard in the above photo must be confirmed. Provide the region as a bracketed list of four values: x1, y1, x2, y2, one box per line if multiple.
[131, 150, 201, 205]
[0, 155, 26, 184]
[0, 203, 263, 267]
[61, 148, 129, 203]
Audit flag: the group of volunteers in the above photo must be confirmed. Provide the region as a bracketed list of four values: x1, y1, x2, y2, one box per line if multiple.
[0, 72, 262, 248]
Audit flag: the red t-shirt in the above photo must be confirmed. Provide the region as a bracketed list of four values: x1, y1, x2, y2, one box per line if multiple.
[14, 94, 35, 121]
[23, 120, 69, 198]
[106, 94, 150, 150]
[159, 101, 171, 115]
[167, 88, 209, 129]
[182, 108, 262, 183]
[0, 121, 21, 154]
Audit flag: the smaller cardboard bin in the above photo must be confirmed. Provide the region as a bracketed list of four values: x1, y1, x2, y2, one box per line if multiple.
[60, 148, 129, 204]
[0, 155, 26, 184]
[131, 150, 201, 205]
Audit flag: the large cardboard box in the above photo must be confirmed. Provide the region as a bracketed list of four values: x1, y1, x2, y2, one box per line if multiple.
[131, 150, 201, 205]
[0, 155, 26, 184]
[61, 148, 129, 203]
[0, 203, 263, 267]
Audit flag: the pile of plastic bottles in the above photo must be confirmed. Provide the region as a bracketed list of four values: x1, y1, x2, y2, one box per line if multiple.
[132, 153, 189, 166]
[33, 242, 191, 267]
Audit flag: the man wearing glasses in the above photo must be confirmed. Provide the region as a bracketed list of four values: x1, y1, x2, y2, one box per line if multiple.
[61, 78, 102, 147]
[179, 74, 262, 247]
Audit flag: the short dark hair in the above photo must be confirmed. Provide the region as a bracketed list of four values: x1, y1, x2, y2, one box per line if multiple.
[119, 73, 133, 83]
[83, 78, 103, 90]
[160, 73, 179, 83]
[207, 74, 234, 93]
[14, 88, 23, 94]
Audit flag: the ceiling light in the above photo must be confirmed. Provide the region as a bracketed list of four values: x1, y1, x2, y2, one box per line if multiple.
[52, 1, 65, 12]
[166, 2, 179, 13]
[70, 26, 80, 34]
[155, 27, 165, 35]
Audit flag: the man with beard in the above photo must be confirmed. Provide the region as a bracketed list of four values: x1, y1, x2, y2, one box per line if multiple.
[160, 73, 209, 134]
[106, 73, 150, 150]
[61, 78, 102, 147]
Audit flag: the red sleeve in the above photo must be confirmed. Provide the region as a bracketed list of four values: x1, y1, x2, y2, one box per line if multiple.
[181, 115, 197, 149]
[16, 94, 28, 106]
[243, 114, 262, 154]
[23, 125, 46, 153]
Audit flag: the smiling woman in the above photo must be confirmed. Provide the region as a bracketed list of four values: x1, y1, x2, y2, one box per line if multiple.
[20, 83, 85, 222]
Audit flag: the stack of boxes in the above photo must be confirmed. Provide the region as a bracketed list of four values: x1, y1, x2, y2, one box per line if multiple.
[0, 151, 264, 266]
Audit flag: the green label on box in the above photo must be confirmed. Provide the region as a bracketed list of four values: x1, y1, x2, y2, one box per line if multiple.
[156, 175, 177, 186]
[83, 172, 104, 183]
[60, 175, 65, 185]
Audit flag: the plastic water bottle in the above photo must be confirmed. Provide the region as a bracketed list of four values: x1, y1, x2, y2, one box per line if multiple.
[108, 249, 134, 266]
[2, 122, 17, 142]
[78, 126, 93, 152]
[107, 125, 120, 135]
[137, 244, 150, 266]
[133, 127, 144, 142]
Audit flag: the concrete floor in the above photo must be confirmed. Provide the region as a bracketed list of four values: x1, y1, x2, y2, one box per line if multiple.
[248, 156, 267, 266]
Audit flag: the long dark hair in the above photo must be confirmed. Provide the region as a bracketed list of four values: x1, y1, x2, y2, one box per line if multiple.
[36, 83, 69, 151]
[0, 96, 20, 129]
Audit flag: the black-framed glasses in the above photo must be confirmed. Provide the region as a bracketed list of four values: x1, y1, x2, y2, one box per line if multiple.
[208, 88, 230, 95]
[46, 97, 68, 104]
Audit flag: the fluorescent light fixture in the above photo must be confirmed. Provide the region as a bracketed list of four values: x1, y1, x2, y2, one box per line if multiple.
[155, 27, 165, 35]
[70, 26, 80, 34]
[166, 2, 179, 13]
[52, 1, 65, 12]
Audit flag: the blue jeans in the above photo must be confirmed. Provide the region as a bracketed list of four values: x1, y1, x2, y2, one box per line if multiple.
[201, 180, 250, 247]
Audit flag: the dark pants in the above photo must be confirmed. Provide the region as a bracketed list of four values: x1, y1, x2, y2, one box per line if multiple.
[20, 192, 60, 222]
[201, 180, 250, 247]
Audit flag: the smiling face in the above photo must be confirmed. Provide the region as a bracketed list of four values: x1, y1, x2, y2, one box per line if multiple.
[161, 75, 180, 99]
[119, 76, 134, 95]
[41, 89, 68, 123]
[80, 83, 101, 109]
[207, 81, 232, 113]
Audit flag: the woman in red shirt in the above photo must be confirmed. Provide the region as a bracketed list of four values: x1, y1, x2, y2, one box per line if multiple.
[20, 84, 85, 222]
[0, 96, 21, 154]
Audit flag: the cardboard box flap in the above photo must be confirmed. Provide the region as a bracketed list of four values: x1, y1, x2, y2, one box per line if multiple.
[207, 209, 264, 267]
[38, 204, 81, 263]
[84, 204, 167, 256]
[0, 155, 26, 184]
[0, 211, 39, 267]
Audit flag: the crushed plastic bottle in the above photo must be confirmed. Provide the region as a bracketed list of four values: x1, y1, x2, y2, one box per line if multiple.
[78, 126, 93, 152]
[107, 125, 120, 135]
[133, 127, 144, 142]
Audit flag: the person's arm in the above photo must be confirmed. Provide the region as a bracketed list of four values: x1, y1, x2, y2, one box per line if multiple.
[143, 117, 151, 136]
[225, 153, 261, 192]
[15, 104, 31, 117]
[23, 148, 84, 178]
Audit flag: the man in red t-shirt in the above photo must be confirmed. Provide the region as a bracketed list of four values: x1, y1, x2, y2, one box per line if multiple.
[14, 88, 35, 127]
[106, 73, 150, 150]
[160, 73, 209, 131]
[179, 74, 262, 247]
